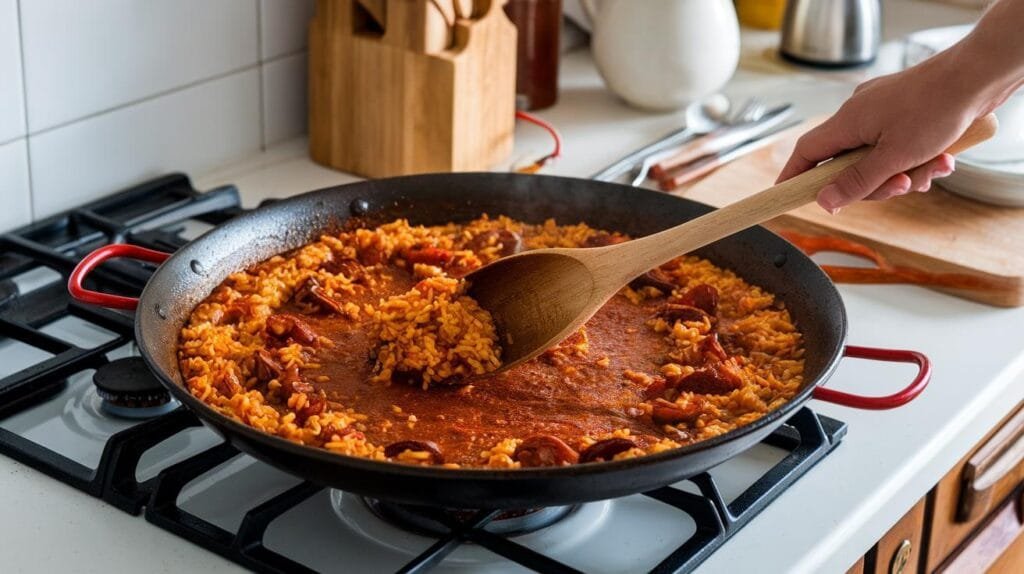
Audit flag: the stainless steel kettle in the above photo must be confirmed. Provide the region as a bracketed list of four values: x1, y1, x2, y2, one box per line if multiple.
[780, 0, 881, 67]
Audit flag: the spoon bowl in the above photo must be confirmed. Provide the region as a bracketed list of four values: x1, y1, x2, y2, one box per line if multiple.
[466, 250, 597, 366]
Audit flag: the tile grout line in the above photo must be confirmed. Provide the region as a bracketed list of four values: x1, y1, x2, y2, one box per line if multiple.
[261, 47, 308, 66]
[25, 61, 264, 140]
[256, 0, 268, 151]
[14, 0, 34, 220]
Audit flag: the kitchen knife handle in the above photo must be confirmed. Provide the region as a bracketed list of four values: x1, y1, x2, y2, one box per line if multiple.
[812, 346, 931, 410]
[68, 244, 171, 311]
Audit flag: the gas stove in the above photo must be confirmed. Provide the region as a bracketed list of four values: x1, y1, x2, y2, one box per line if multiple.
[0, 175, 846, 573]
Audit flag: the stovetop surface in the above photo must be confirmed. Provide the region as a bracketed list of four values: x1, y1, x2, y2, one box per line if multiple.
[0, 174, 847, 574]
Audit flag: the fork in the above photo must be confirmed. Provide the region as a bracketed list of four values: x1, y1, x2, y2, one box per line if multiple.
[628, 97, 767, 186]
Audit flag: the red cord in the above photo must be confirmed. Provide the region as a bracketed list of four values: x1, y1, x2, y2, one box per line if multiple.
[514, 110, 562, 172]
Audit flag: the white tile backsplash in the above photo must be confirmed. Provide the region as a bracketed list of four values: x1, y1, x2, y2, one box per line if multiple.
[29, 69, 262, 218]
[0, 0, 310, 222]
[0, 0, 26, 143]
[20, 0, 259, 133]
[0, 139, 32, 231]
[260, 0, 315, 60]
[262, 52, 308, 147]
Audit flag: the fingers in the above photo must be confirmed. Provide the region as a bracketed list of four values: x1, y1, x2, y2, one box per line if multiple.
[817, 145, 913, 211]
[776, 115, 864, 183]
[905, 153, 956, 192]
[818, 153, 957, 213]
[862, 173, 912, 201]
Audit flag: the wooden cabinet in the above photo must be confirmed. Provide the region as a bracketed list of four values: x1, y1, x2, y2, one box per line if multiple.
[849, 403, 1024, 574]
[873, 499, 926, 574]
[927, 404, 1024, 569]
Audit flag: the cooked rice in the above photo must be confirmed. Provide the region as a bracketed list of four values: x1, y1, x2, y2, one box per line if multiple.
[368, 276, 501, 388]
[177, 215, 804, 468]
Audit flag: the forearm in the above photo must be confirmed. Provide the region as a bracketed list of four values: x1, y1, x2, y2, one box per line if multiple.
[947, 0, 1024, 110]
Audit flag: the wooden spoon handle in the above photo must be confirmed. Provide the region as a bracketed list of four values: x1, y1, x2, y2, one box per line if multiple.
[614, 114, 999, 282]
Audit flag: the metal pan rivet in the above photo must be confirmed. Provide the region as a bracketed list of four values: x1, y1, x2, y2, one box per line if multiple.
[350, 198, 370, 215]
[189, 260, 206, 275]
[773, 253, 787, 268]
[155, 304, 167, 320]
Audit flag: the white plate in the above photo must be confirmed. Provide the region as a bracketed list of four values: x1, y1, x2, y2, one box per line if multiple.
[905, 26, 1024, 206]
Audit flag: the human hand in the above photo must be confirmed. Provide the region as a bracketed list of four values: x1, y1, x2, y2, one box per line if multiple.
[776, 49, 1003, 213]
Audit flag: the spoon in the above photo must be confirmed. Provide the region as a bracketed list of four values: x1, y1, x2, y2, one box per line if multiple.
[591, 94, 732, 183]
[467, 114, 998, 373]
[629, 97, 767, 186]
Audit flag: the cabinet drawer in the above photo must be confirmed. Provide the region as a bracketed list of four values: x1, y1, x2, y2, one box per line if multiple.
[927, 403, 1024, 568]
[935, 488, 1024, 573]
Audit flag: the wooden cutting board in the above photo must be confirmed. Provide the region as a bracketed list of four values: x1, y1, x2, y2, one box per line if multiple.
[679, 121, 1024, 307]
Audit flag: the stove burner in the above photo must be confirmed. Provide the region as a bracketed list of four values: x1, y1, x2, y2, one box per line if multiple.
[0, 279, 17, 308]
[93, 357, 176, 419]
[364, 498, 577, 536]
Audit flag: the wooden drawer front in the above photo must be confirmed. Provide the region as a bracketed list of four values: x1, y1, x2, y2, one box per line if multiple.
[936, 488, 1024, 573]
[928, 403, 1024, 569]
[872, 499, 926, 574]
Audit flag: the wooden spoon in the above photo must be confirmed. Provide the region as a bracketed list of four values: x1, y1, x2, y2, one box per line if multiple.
[465, 114, 999, 373]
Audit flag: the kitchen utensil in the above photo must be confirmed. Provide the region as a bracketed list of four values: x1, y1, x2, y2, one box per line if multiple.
[69, 172, 930, 510]
[780, 0, 881, 67]
[590, 94, 730, 183]
[454, 0, 475, 18]
[383, 0, 452, 53]
[308, 0, 517, 178]
[658, 118, 803, 190]
[579, 0, 740, 110]
[684, 117, 1024, 307]
[355, 0, 387, 28]
[630, 97, 768, 186]
[462, 116, 995, 372]
[504, 0, 562, 110]
[650, 104, 794, 180]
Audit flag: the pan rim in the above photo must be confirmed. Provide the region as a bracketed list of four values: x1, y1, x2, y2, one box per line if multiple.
[136, 174, 849, 483]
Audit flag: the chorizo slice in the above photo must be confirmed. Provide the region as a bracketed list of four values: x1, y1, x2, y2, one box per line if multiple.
[293, 277, 345, 315]
[630, 268, 676, 293]
[513, 435, 580, 467]
[671, 284, 719, 316]
[579, 438, 636, 463]
[384, 440, 445, 464]
[253, 349, 283, 382]
[674, 363, 744, 395]
[658, 303, 711, 324]
[404, 244, 454, 268]
[651, 398, 705, 425]
[265, 313, 320, 347]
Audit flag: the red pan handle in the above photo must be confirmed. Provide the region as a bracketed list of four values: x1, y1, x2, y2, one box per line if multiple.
[812, 345, 931, 410]
[68, 244, 171, 310]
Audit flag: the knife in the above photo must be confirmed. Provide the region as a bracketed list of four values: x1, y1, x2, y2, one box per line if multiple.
[651, 104, 795, 180]
[658, 117, 803, 191]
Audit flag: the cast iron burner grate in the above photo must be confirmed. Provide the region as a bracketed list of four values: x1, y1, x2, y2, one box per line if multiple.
[0, 175, 848, 573]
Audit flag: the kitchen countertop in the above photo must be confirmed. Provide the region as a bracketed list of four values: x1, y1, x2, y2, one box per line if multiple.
[3, 2, 1021, 572]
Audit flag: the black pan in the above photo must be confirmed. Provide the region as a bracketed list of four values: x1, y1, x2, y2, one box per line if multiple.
[69, 173, 929, 509]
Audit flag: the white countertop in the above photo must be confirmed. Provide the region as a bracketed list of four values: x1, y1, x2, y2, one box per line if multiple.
[4, 2, 1020, 573]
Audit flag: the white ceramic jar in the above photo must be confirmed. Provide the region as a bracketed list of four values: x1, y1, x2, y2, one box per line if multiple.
[580, 0, 741, 111]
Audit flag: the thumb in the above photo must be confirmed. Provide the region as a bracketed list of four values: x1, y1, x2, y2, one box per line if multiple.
[817, 146, 909, 212]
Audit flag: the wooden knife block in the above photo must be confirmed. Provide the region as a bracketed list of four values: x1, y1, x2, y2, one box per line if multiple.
[309, 0, 517, 177]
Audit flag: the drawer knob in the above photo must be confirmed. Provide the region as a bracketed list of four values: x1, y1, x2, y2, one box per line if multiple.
[891, 539, 912, 574]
